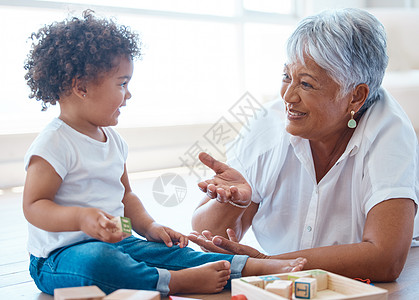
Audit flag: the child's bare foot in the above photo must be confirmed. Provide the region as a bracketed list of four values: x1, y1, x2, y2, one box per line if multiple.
[168, 260, 231, 294]
[242, 257, 307, 277]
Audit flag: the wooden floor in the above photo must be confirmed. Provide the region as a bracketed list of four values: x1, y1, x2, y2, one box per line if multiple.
[0, 187, 39, 299]
[0, 186, 47, 299]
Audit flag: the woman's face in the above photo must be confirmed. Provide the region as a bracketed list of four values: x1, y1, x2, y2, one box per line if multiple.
[280, 56, 351, 142]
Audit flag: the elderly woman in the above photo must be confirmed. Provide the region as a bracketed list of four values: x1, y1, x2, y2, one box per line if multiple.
[189, 8, 419, 282]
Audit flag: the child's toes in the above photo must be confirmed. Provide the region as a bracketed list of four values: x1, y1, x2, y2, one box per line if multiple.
[220, 274, 230, 282]
[219, 269, 231, 277]
[220, 260, 231, 270]
[290, 257, 306, 266]
[216, 280, 228, 289]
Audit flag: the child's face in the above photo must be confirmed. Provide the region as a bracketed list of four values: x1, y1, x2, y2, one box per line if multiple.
[84, 57, 134, 127]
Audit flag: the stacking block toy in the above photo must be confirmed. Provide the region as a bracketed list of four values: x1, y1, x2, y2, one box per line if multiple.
[111, 216, 132, 238]
[104, 289, 160, 300]
[287, 271, 311, 282]
[259, 275, 281, 288]
[287, 272, 312, 293]
[294, 277, 317, 299]
[240, 276, 264, 288]
[232, 269, 388, 299]
[307, 270, 328, 291]
[54, 285, 106, 300]
[265, 280, 293, 299]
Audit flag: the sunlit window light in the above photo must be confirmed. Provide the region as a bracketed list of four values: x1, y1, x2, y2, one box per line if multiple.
[37, 0, 237, 16]
[0, 2, 297, 134]
[12, 186, 24, 193]
[243, 0, 293, 14]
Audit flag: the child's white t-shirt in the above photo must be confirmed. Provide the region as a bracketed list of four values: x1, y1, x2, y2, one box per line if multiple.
[24, 118, 128, 258]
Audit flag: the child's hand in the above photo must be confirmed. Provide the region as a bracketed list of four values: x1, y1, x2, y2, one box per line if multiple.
[144, 222, 188, 248]
[78, 207, 123, 243]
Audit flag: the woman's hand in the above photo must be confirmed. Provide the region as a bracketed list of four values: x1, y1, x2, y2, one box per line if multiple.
[78, 207, 123, 243]
[144, 222, 188, 248]
[198, 152, 252, 208]
[188, 228, 269, 259]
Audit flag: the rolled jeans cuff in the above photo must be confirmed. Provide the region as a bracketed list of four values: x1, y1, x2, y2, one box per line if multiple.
[156, 268, 171, 296]
[155, 254, 248, 295]
[230, 255, 249, 278]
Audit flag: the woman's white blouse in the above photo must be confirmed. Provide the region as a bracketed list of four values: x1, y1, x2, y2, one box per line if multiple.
[227, 88, 419, 255]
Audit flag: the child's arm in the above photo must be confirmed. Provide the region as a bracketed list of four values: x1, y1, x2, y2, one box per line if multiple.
[23, 155, 123, 243]
[121, 165, 188, 248]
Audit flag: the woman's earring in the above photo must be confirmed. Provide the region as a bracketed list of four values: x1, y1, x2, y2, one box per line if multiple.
[347, 110, 357, 128]
[82, 94, 86, 98]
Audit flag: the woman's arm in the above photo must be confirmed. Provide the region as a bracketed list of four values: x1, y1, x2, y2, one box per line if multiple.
[192, 196, 258, 240]
[193, 198, 415, 282]
[273, 198, 415, 281]
[191, 152, 257, 240]
[23, 155, 122, 243]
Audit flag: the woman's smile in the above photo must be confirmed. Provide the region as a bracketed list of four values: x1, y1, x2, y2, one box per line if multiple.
[287, 107, 307, 119]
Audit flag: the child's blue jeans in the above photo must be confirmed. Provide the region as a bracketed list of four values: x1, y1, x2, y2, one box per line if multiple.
[29, 235, 248, 296]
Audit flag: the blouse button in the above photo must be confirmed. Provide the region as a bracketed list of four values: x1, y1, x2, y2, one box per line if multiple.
[307, 226, 312, 232]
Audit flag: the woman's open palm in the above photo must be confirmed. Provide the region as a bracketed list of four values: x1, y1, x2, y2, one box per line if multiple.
[197, 152, 252, 207]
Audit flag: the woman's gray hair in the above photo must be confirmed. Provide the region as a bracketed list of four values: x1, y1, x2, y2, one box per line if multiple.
[286, 8, 388, 115]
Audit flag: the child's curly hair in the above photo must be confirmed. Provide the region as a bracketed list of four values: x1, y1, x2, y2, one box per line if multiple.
[24, 10, 142, 111]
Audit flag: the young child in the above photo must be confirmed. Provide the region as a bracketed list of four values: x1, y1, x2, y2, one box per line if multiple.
[23, 10, 306, 296]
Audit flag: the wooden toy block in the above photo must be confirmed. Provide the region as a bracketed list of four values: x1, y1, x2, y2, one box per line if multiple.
[287, 272, 312, 293]
[287, 271, 311, 282]
[294, 277, 317, 299]
[54, 285, 106, 300]
[265, 280, 293, 299]
[240, 276, 264, 288]
[104, 289, 160, 300]
[111, 216, 132, 238]
[259, 275, 281, 288]
[307, 270, 328, 291]
[232, 269, 388, 300]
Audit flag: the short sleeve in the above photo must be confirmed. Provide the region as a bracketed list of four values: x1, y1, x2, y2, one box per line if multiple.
[361, 92, 419, 216]
[24, 129, 71, 180]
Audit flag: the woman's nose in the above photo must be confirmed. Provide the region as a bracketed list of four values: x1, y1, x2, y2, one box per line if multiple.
[281, 83, 299, 104]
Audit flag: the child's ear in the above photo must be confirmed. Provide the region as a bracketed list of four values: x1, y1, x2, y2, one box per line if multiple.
[72, 78, 88, 99]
